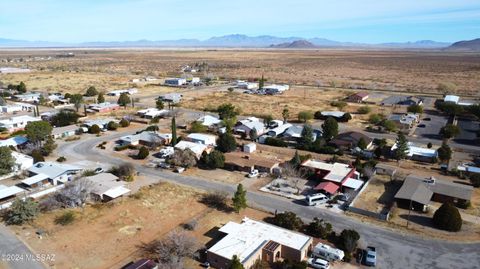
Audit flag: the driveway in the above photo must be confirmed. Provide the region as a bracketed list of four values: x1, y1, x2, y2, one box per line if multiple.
[57, 130, 480, 269]
[413, 112, 448, 140]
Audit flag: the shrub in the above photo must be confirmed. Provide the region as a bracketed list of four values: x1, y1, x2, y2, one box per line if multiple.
[119, 118, 130, 127]
[54, 211, 76, 225]
[5, 198, 39, 225]
[107, 121, 119, 131]
[369, 114, 384, 125]
[267, 211, 304, 231]
[265, 137, 287, 147]
[31, 149, 45, 163]
[114, 144, 130, 151]
[330, 101, 347, 110]
[89, 124, 101, 134]
[297, 111, 314, 123]
[216, 133, 237, 152]
[56, 156, 67, 162]
[182, 219, 198, 231]
[432, 202, 462, 232]
[137, 146, 149, 159]
[306, 217, 332, 239]
[357, 106, 371, 114]
[337, 229, 360, 255]
[109, 163, 135, 181]
[470, 174, 480, 188]
[200, 192, 229, 210]
[200, 150, 225, 169]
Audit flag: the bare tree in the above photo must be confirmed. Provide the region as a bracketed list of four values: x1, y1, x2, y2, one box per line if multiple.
[140, 230, 198, 268]
[41, 178, 93, 210]
[281, 163, 308, 194]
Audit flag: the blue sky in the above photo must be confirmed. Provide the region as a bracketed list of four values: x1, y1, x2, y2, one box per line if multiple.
[0, 0, 479, 43]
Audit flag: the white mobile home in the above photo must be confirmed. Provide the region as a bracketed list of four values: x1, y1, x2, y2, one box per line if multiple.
[0, 115, 41, 132]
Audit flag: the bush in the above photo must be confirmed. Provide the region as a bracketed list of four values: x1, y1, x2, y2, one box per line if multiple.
[182, 219, 198, 231]
[369, 114, 384, 125]
[337, 229, 360, 255]
[54, 211, 76, 226]
[265, 137, 287, 147]
[200, 150, 225, 169]
[31, 149, 45, 163]
[114, 144, 130, 151]
[297, 111, 314, 123]
[109, 163, 135, 181]
[470, 174, 480, 188]
[56, 156, 67, 162]
[137, 146, 149, 159]
[305, 217, 332, 239]
[267, 211, 304, 231]
[89, 124, 101, 134]
[200, 192, 229, 210]
[119, 118, 130, 127]
[5, 198, 39, 225]
[432, 202, 462, 232]
[357, 106, 371, 114]
[189, 121, 207, 133]
[107, 121, 119, 131]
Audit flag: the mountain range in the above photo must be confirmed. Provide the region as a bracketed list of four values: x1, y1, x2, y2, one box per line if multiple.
[0, 34, 464, 49]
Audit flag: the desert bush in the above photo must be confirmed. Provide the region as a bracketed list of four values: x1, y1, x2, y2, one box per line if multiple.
[41, 179, 93, 210]
[56, 156, 67, 162]
[119, 118, 130, 127]
[182, 219, 198, 231]
[89, 124, 101, 134]
[200, 192, 229, 210]
[107, 121, 119, 131]
[357, 106, 371, 114]
[5, 198, 39, 225]
[137, 146, 149, 159]
[109, 163, 135, 181]
[266, 211, 304, 231]
[54, 211, 76, 225]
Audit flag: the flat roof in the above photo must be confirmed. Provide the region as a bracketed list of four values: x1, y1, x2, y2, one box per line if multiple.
[174, 141, 207, 156]
[444, 95, 460, 103]
[187, 133, 216, 141]
[21, 173, 49, 186]
[208, 217, 311, 264]
[103, 186, 131, 199]
[391, 142, 437, 158]
[0, 185, 25, 200]
[28, 162, 82, 179]
[342, 178, 364, 190]
[302, 160, 353, 183]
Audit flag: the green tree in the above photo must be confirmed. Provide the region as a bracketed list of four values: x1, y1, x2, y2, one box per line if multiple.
[0, 146, 15, 175]
[6, 198, 39, 225]
[89, 124, 101, 134]
[321, 117, 338, 141]
[357, 106, 371, 114]
[200, 150, 225, 169]
[31, 149, 44, 163]
[217, 103, 239, 120]
[216, 133, 237, 152]
[305, 217, 332, 239]
[427, 142, 433, 148]
[85, 86, 98, 96]
[437, 142, 452, 163]
[369, 114, 384, 125]
[282, 106, 290, 123]
[263, 114, 273, 127]
[97, 92, 105, 103]
[470, 174, 480, 188]
[69, 94, 83, 112]
[229, 255, 245, 269]
[440, 124, 460, 139]
[119, 118, 130, 127]
[259, 74, 265, 89]
[289, 150, 301, 168]
[189, 121, 207, 133]
[298, 111, 314, 123]
[269, 211, 304, 231]
[433, 202, 462, 232]
[357, 137, 368, 150]
[156, 99, 164, 110]
[171, 116, 177, 145]
[43, 136, 57, 156]
[300, 124, 314, 149]
[137, 146, 149, 159]
[51, 110, 79, 127]
[435, 102, 463, 116]
[394, 132, 409, 161]
[407, 104, 424, 114]
[382, 119, 397, 132]
[25, 121, 53, 147]
[338, 229, 361, 257]
[331, 101, 347, 111]
[232, 184, 247, 213]
[17, 81, 27, 93]
[117, 93, 131, 108]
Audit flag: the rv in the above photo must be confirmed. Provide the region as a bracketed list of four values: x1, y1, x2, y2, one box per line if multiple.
[312, 243, 345, 262]
[305, 193, 329, 206]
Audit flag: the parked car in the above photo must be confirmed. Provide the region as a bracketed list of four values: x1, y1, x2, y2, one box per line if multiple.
[307, 257, 330, 269]
[305, 193, 329, 206]
[247, 169, 259, 178]
[94, 167, 104, 174]
[158, 162, 171, 169]
[337, 193, 350, 202]
[365, 246, 377, 267]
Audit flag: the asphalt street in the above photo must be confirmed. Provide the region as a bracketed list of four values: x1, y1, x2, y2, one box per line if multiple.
[56, 130, 480, 269]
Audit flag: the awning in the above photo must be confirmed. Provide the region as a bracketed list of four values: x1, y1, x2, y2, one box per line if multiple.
[314, 182, 340, 195]
[103, 186, 131, 199]
[342, 178, 364, 190]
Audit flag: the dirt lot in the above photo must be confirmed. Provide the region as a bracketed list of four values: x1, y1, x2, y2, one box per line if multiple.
[182, 168, 246, 185]
[1, 49, 480, 96]
[13, 183, 207, 269]
[352, 175, 402, 213]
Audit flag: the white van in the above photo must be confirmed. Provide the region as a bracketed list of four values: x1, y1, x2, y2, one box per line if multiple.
[312, 243, 345, 262]
[305, 193, 329, 206]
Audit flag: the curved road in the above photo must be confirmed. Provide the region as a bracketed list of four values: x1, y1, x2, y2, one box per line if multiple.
[58, 131, 480, 269]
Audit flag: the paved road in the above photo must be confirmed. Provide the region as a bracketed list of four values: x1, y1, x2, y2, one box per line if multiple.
[57, 130, 480, 269]
[0, 225, 46, 269]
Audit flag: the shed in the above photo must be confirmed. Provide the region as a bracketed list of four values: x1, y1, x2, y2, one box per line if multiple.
[243, 143, 256, 153]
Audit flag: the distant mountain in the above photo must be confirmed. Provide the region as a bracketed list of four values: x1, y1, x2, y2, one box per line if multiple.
[445, 38, 480, 51]
[0, 34, 454, 49]
[270, 40, 317, 48]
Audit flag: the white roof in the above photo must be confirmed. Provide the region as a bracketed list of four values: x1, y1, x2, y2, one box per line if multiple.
[52, 125, 78, 136]
[302, 160, 353, 183]
[391, 142, 437, 158]
[187, 133, 216, 142]
[342, 178, 364, 190]
[0, 115, 41, 125]
[86, 173, 125, 197]
[0, 185, 24, 200]
[21, 173, 49, 186]
[444, 95, 460, 103]
[267, 123, 292, 136]
[321, 111, 345, 118]
[83, 118, 116, 127]
[174, 141, 207, 157]
[108, 88, 138, 94]
[120, 131, 170, 144]
[208, 218, 311, 264]
[88, 102, 119, 110]
[28, 162, 82, 179]
[103, 186, 131, 199]
[197, 115, 221, 126]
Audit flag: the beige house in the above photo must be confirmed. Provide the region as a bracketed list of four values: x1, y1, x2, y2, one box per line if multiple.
[207, 217, 312, 269]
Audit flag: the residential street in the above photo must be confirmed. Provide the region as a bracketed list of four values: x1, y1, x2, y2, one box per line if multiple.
[0, 225, 46, 269]
[56, 130, 480, 269]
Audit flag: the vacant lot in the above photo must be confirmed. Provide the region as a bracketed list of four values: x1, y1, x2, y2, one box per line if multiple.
[1, 49, 480, 96]
[14, 183, 207, 269]
[353, 175, 402, 213]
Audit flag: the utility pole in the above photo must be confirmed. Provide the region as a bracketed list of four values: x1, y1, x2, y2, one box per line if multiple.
[406, 199, 413, 228]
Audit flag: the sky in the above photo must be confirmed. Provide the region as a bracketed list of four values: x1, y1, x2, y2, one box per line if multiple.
[0, 0, 479, 43]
